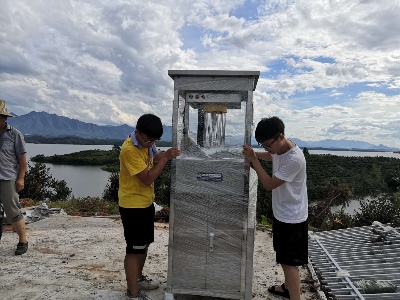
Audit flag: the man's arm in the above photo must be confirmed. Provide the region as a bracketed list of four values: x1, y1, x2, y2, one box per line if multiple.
[243, 145, 284, 191]
[249, 158, 285, 191]
[16, 153, 27, 192]
[256, 151, 272, 161]
[136, 147, 181, 186]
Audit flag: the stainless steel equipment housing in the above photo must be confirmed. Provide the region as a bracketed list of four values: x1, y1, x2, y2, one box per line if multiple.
[167, 70, 260, 300]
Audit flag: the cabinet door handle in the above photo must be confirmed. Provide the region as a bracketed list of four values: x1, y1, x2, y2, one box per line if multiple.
[209, 232, 214, 252]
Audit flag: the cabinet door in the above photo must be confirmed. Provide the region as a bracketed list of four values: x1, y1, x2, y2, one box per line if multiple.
[206, 222, 243, 293]
[171, 194, 208, 289]
[171, 193, 246, 294]
[205, 195, 246, 294]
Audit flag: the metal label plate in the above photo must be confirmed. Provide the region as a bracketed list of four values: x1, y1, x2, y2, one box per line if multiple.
[196, 172, 223, 182]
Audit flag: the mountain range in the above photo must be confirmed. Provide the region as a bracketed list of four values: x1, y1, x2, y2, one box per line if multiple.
[8, 111, 171, 141]
[7, 111, 397, 151]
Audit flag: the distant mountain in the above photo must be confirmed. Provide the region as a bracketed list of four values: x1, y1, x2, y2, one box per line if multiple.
[7, 111, 172, 141]
[290, 138, 394, 151]
[6, 111, 396, 150]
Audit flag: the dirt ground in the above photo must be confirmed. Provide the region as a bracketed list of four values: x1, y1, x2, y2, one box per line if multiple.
[0, 215, 320, 300]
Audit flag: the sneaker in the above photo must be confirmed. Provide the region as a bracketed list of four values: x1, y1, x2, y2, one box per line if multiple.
[15, 242, 28, 255]
[126, 290, 150, 300]
[137, 274, 159, 290]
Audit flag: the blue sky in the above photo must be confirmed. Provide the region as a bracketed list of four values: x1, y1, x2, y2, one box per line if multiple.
[1, 0, 400, 148]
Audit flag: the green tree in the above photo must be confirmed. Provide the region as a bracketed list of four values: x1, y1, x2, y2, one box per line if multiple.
[255, 161, 273, 221]
[19, 162, 72, 201]
[112, 144, 121, 153]
[394, 192, 400, 209]
[49, 178, 72, 201]
[386, 171, 400, 192]
[256, 184, 273, 221]
[154, 161, 172, 206]
[102, 172, 119, 203]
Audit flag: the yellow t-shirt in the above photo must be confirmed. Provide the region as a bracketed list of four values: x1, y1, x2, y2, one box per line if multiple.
[118, 137, 155, 208]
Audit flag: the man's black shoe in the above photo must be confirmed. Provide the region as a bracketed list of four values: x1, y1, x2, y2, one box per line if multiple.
[15, 242, 28, 255]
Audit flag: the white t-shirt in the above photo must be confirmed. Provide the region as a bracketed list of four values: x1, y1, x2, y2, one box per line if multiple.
[271, 145, 308, 223]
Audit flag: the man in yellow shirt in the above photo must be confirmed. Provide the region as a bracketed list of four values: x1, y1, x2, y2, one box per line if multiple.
[119, 114, 181, 300]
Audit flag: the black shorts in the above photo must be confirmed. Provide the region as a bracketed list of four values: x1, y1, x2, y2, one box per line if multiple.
[273, 217, 308, 266]
[119, 204, 155, 254]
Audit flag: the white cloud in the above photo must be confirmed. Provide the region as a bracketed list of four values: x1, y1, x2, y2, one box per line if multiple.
[0, 0, 399, 148]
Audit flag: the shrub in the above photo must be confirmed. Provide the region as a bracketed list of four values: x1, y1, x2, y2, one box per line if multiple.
[256, 185, 273, 221]
[352, 194, 400, 227]
[308, 182, 352, 230]
[330, 209, 354, 230]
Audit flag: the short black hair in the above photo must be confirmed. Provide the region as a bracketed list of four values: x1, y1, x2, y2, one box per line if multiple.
[136, 114, 163, 139]
[255, 116, 285, 143]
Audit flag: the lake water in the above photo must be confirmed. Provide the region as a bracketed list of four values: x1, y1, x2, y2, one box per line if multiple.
[24, 144, 400, 200]
[25, 144, 112, 198]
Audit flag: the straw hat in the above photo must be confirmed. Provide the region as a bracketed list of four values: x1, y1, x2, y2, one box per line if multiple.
[0, 100, 14, 117]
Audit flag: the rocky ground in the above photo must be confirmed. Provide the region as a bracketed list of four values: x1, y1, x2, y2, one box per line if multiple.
[0, 215, 320, 300]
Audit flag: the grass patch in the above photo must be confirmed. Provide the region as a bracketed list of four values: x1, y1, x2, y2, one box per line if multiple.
[47, 197, 119, 216]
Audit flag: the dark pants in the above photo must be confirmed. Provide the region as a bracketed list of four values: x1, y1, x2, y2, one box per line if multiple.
[273, 217, 309, 266]
[119, 204, 155, 254]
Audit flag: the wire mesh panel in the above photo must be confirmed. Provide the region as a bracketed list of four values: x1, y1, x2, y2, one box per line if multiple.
[308, 223, 400, 300]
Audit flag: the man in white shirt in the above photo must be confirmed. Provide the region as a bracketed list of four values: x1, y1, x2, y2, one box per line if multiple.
[242, 116, 308, 300]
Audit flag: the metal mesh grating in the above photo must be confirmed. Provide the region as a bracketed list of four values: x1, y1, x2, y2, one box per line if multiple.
[308, 223, 400, 300]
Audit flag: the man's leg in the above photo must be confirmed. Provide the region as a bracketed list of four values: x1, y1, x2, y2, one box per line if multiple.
[125, 253, 141, 295]
[13, 218, 27, 243]
[137, 247, 148, 277]
[1, 180, 28, 253]
[282, 264, 301, 300]
[136, 246, 158, 290]
[126, 246, 152, 295]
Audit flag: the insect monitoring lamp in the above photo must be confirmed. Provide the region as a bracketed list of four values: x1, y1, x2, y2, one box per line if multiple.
[166, 70, 260, 300]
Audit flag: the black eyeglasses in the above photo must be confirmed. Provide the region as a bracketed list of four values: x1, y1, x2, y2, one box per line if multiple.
[138, 131, 159, 143]
[258, 134, 280, 149]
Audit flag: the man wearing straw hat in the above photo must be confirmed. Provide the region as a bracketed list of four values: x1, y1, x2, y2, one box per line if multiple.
[0, 99, 28, 255]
